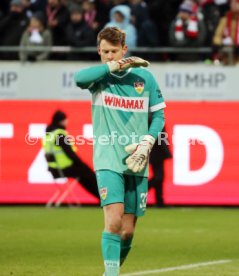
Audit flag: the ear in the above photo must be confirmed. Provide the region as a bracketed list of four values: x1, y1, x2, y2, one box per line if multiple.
[97, 46, 101, 56]
[122, 45, 128, 56]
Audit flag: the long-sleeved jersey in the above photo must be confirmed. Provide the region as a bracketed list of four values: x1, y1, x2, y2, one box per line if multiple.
[74, 64, 166, 177]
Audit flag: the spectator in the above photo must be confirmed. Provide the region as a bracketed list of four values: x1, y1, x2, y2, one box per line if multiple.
[19, 13, 52, 62]
[148, 0, 182, 47]
[213, 0, 239, 65]
[22, 0, 36, 18]
[0, 0, 9, 19]
[169, 0, 207, 61]
[94, 0, 113, 30]
[129, 0, 159, 47]
[65, 4, 95, 60]
[82, 0, 101, 33]
[23, 0, 48, 14]
[0, 0, 29, 60]
[199, 0, 221, 46]
[42, 110, 99, 200]
[214, 0, 230, 17]
[129, 0, 148, 31]
[45, 0, 69, 46]
[105, 5, 137, 50]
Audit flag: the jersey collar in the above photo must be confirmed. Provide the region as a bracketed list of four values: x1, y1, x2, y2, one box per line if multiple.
[110, 68, 132, 78]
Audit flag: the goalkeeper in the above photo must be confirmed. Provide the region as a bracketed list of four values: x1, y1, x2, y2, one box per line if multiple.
[74, 27, 166, 276]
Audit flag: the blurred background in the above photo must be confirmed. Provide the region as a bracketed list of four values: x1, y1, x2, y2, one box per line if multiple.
[0, 0, 239, 206]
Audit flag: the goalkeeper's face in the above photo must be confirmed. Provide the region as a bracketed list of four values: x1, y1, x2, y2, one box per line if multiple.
[98, 39, 128, 64]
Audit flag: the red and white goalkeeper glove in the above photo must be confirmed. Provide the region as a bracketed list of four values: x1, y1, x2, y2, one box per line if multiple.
[107, 56, 149, 72]
[125, 135, 155, 173]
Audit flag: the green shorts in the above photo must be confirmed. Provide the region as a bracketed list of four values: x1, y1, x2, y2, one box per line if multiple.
[96, 169, 148, 217]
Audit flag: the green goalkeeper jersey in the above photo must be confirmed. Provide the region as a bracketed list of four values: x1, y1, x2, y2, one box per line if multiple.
[74, 64, 165, 177]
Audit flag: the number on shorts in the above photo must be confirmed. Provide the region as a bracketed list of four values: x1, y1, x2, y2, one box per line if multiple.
[140, 193, 148, 210]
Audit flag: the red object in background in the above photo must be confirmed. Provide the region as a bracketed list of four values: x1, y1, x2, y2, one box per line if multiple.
[0, 101, 98, 204]
[164, 102, 239, 205]
[0, 101, 239, 205]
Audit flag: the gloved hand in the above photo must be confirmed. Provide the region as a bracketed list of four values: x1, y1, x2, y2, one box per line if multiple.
[125, 135, 155, 173]
[107, 56, 149, 72]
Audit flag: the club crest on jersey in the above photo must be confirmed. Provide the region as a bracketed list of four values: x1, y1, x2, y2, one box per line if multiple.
[100, 187, 107, 200]
[134, 82, 144, 94]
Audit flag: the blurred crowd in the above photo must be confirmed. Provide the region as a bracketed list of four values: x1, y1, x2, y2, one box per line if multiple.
[0, 0, 238, 64]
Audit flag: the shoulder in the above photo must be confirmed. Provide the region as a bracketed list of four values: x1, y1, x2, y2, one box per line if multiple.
[130, 68, 158, 90]
[131, 67, 155, 79]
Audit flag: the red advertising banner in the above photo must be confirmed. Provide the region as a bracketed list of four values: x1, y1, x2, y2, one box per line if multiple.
[0, 101, 239, 205]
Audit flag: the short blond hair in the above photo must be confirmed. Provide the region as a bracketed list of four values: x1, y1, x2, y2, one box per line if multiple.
[97, 27, 126, 46]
